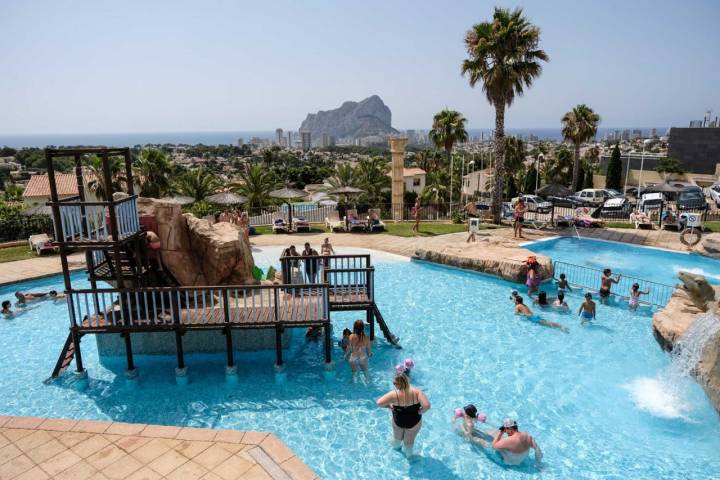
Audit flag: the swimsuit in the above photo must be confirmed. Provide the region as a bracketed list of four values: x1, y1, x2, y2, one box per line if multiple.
[629, 293, 640, 307]
[392, 390, 422, 429]
[582, 310, 594, 320]
[527, 314, 541, 324]
[599, 287, 610, 298]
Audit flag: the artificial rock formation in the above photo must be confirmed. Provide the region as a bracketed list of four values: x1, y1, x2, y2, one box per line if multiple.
[137, 198, 256, 286]
[652, 272, 720, 412]
[414, 235, 553, 283]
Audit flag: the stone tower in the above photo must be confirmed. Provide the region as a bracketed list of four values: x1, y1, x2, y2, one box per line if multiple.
[389, 136, 408, 221]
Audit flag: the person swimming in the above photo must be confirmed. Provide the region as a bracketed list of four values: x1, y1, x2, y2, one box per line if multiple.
[579, 292, 596, 324]
[556, 273, 572, 292]
[338, 328, 351, 352]
[628, 283, 649, 311]
[533, 291, 550, 307]
[514, 296, 569, 333]
[553, 292, 569, 310]
[14, 291, 49, 305]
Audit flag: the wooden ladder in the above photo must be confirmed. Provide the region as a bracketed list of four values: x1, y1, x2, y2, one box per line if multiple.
[47, 332, 75, 381]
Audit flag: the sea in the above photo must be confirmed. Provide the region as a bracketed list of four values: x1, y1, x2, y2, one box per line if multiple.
[0, 127, 670, 149]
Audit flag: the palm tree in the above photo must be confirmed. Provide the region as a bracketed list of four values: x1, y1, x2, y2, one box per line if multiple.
[135, 148, 173, 198]
[356, 157, 390, 205]
[561, 104, 600, 191]
[324, 163, 358, 191]
[173, 168, 219, 202]
[429, 109, 468, 208]
[233, 164, 278, 208]
[421, 169, 450, 220]
[462, 7, 548, 222]
[85, 154, 126, 201]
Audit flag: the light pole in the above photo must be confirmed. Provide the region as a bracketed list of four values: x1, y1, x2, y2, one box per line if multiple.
[449, 153, 454, 216]
[467, 160, 475, 200]
[637, 139, 652, 198]
[623, 153, 631, 197]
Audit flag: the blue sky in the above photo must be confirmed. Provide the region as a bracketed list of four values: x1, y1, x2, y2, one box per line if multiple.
[1, 0, 718, 134]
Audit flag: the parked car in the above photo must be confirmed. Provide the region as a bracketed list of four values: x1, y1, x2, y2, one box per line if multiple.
[708, 184, 720, 207]
[574, 188, 609, 206]
[603, 189, 624, 199]
[677, 188, 708, 211]
[638, 192, 665, 213]
[547, 195, 585, 209]
[624, 186, 639, 199]
[511, 195, 552, 213]
[600, 197, 633, 218]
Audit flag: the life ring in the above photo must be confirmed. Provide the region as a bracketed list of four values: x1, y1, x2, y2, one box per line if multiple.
[680, 227, 702, 247]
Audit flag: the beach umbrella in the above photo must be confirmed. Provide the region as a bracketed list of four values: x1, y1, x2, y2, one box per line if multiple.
[327, 186, 365, 195]
[318, 198, 338, 207]
[206, 192, 247, 206]
[270, 187, 309, 230]
[535, 183, 572, 198]
[161, 195, 195, 206]
[21, 205, 52, 216]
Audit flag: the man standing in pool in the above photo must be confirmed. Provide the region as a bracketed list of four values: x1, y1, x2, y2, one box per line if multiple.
[599, 268, 621, 304]
[490, 418, 543, 466]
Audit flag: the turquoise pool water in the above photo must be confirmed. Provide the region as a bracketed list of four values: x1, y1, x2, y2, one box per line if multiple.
[1, 246, 719, 479]
[525, 236, 720, 285]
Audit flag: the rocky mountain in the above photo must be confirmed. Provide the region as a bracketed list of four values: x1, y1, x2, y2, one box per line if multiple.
[299, 95, 398, 142]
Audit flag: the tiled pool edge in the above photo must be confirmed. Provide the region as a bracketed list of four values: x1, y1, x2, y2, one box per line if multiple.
[0, 415, 318, 479]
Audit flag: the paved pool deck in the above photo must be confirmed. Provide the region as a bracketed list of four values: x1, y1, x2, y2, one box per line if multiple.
[0, 226, 692, 286]
[0, 416, 316, 480]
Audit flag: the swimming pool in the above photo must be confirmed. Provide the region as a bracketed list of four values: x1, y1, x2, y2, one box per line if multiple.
[1, 246, 719, 479]
[525, 236, 720, 286]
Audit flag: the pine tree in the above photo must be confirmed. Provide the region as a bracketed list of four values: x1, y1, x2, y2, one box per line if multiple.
[524, 165, 538, 194]
[605, 143, 622, 190]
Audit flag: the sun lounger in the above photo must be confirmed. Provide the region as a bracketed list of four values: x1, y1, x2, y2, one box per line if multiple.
[325, 210, 345, 232]
[28, 233, 59, 255]
[574, 207, 604, 228]
[294, 215, 310, 232]
[630, 211, 653, 230]
[367, 209, 386, 231]
[345, 209, 368, 232]
[272, 213, 291, 233]
[661, 211, 680, 231]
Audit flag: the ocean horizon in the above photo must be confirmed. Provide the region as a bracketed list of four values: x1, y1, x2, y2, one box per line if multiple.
[0, 127, 670, 149]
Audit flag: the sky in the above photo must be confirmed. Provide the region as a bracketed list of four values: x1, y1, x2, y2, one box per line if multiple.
[1, 0, 719, 134]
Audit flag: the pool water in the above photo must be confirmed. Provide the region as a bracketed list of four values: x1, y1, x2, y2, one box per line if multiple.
[526, 236, 720, 285]
[1, 247, 719, 479]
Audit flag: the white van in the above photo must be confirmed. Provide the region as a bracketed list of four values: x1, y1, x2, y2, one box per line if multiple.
[574, 189, 608, 206]
[638, 192, 665, 212]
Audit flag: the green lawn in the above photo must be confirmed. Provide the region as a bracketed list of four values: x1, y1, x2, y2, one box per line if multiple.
[251, 221, 504, 238]
[702, 222, 720, 232]
[0, 245, 40, 263]
[604, 222, 634, 229]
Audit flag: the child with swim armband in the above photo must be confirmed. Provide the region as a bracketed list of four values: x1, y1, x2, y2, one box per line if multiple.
[338, 328, 351, 352]
[395, 358, 414, 376]
[453, 404, 490, 443]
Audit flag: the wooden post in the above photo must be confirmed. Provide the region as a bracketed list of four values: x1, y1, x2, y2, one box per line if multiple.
[123, 149, 134, 195]
[123, 332, 135, 372]
[323, 322, 332, 364]
[175, 330, 185, 369]
[275, 324, 283, 367]
[71, 329, 84, 373]
[223, 290, 234, 368]
[103, 150, 125, 289]
[367, 308, 375, 341]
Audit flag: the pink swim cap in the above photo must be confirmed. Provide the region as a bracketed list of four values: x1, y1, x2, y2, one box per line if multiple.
[477, 412, 487, 423]
[404, 358, 415, 369]
[454, 408, 464, 419]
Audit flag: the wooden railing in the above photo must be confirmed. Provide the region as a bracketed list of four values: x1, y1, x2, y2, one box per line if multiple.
[67, 283, 329, 332]
[51, 195, 140, 244]
[279, 254, 371, 285]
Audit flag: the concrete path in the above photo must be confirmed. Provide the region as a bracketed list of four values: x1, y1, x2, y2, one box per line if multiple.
[0, 416, 316, 480]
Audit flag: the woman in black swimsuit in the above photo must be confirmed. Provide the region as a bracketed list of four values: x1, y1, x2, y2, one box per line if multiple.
[376, 373, 431, 457]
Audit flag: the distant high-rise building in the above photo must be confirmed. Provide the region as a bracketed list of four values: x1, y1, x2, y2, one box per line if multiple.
[301, 131, 312, 151]
[650, 128, 657, 138]
[287, 131, 293, 148]
[632, 129, 642, 139]
[320, 132, 330, 148]
[406, 130, 416, 145]
[237, 138, 244, 146]
[275, 128, 284, 145]
[621, 129, 631, 141]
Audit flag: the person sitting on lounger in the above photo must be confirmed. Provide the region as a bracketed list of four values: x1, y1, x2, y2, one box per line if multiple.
[514, 296, 568, 333]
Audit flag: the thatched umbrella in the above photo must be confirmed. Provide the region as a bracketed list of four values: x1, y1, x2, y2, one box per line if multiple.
[328, 186, 365, 222]
[206, 192, 247, 206]
[161, 195, 195, 206]
[535, 183, 573, 198]
[269, 187, 309, 230]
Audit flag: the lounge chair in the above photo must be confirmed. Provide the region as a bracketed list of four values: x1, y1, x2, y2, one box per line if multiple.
[661, 210, 681, 231]
[272, 213, 291, 234]
[294, 215, 310, 232]
[325, 210, 345, 232]
[345, 209, 368, 232]
[367, 209, 386, 231]
[28, 233, 59, 255]
[630, 211, 653, 230]
[574, 207, 604, 228]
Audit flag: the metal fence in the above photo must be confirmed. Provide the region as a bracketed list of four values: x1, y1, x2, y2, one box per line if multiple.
[552, 260, 675, 307]
[247, 204, 335, 226]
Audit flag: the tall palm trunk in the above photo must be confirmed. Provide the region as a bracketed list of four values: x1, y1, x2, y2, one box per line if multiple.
[446, 146, 453, 210]
[492, 104, 506, 223]
[571, 144, 581, 192]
